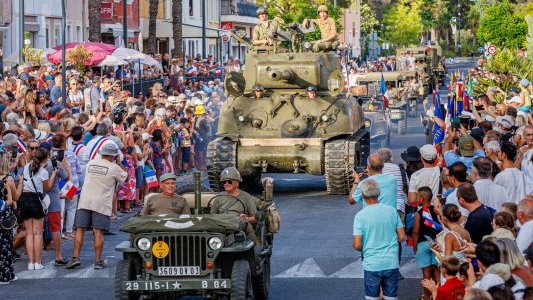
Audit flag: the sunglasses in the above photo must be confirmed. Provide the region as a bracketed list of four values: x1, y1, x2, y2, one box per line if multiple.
[29, 146, 38, 150]
[222, 180, 233, 184]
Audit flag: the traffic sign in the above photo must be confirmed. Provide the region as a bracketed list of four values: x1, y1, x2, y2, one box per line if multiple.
[222, 34, 230, 42]
[487, 45, 497, 55]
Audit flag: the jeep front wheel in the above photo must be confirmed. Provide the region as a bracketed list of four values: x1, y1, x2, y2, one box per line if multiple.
[230, 260, 253, 300]
[114, 260, 138, 300]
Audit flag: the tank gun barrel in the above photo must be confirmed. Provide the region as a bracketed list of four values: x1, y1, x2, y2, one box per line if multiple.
[268, 70, 295, 82]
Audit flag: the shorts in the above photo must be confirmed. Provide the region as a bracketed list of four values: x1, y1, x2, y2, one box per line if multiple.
[19, 192, 45, 220]
[135, 166, 144, 188]
[415, 241, 438, 268]
[74, 209, 110, 231]
[181, 147, 191, 164]
[47, 211, 62, 233]
[364, 269, 399, 300]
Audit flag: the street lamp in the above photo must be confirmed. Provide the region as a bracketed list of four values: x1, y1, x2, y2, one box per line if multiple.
[457, 0, 462, 56]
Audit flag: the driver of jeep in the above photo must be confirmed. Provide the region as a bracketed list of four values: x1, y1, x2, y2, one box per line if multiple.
[140, 173, 191, 216]
[210, 167, 259, 243]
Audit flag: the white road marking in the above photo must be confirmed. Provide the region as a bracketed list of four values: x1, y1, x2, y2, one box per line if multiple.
[399, 258, 422, 278]
[16, 261, 57, 279]
[274, 258, 327, 278]
[328, 260, 364, 278]
[17, 259, 113, 279]
[63, 260, 111, 278]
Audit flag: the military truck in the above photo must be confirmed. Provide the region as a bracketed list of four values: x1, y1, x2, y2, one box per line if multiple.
[114, 173, 275, 300]
[352, 72, 408, 135]
[397, 47, 433, 94]
[361, 98, 392, 148]
[399, 70, 423, 117]
[207, 29, 370, 195]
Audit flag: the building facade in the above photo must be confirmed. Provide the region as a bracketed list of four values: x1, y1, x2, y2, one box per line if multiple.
[339, 0, 362, 58]
[220, 0, 257, 61]
[100, 0, 141, 48]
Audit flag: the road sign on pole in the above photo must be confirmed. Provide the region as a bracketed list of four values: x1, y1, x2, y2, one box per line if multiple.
[487, 45, 497, 56]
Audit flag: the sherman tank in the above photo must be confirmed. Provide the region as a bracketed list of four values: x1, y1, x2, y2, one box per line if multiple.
[206, 29, 369, 195]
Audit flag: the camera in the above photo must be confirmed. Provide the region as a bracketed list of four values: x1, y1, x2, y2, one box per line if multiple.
[354, 166, 366, 173]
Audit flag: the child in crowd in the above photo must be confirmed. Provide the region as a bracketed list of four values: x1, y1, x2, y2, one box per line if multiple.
[179, 118, 192, 174]
[422, 255, 466, 300]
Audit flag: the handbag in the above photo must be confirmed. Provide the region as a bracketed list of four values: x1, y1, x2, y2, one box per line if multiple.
[29, 169, 50, 215]
[0, 200, 17, 230]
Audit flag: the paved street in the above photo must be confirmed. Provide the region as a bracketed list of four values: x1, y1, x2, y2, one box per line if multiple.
[3, 58, 475, 300]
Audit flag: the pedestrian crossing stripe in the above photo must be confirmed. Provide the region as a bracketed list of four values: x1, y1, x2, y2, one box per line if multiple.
[16, 259, 112, 280]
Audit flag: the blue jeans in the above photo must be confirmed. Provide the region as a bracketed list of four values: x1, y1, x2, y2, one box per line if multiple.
[363, 269, 399, 300]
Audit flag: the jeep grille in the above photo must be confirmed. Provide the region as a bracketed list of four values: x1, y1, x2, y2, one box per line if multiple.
[151, 235, 207, 271]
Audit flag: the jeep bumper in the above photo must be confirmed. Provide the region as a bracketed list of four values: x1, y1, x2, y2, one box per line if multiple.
[123, 279, 231, 292]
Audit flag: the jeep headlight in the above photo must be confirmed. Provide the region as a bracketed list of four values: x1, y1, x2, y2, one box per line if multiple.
[320, 114, 329, 122]
[137, 238, 151, 251]
[208, 237, 223, 251]
[304, 41, 312, 50]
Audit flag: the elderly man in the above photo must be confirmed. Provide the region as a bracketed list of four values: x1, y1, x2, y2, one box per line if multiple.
[516, 199, 533, 252]
[66, 142, 127, 270]
[408, 144, 441, 204]
[471, 157, 507, 211]
[252, 7, 279, 46]
[141, 173, 191, 216]
[377, 148, 407, 219]
[349, 153, 398, 209]
[303, 5, 339, 52]
[353, 179, 406, 300]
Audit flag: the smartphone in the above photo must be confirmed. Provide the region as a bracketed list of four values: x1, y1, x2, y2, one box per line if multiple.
[475, 105, 484, 111]
[471, 258, 480, 273]
[354, 166, 366, 173]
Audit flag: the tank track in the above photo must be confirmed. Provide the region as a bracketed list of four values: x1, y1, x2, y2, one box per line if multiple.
[324, 134, 369, 195]
[206, 138, 237, 192]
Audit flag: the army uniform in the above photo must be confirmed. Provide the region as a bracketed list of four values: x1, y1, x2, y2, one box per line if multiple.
[253, 20, 280, 44]
[210, 191, 259, 243]
[309, 6, 338, 52]
[140, 194, 191, 216]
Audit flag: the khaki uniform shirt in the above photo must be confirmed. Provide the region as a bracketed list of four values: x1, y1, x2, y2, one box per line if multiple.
[210, 190, 258, 216]
[253, 20, 280, 42]
[78, 158, 128, 216]
[140, 193, 191, 216]
[312, 17, 337, 40]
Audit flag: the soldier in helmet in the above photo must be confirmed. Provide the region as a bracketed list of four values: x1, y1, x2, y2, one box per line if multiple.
[252, 7, 280, 46]
[252, 84, 265, 99]
[306, 85, 318, 99]
[303, 5, 339, 52]
[210, 167, 259, 242]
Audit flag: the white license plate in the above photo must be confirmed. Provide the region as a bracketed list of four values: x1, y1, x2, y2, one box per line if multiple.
[158, 266, 201, 276]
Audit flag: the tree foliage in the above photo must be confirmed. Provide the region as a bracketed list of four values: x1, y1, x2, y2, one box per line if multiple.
[476, 1, 527, 48]
[22, 46, 43, 66]
[360, 3, 380, 38]
[383, 0, 423, 47]
[66, 45, 94, 76]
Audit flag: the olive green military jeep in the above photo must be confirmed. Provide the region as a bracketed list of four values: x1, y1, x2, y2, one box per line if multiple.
[114, 175, 275, 300]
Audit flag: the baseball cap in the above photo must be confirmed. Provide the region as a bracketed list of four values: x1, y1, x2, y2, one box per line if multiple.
[141, 132, 153, 141]
[496, 115, 515, 129]
[458, 136, 475, 156]
[420, 144, 437, 161]
[401, 146, 421, 162]
[519, 78, 530, 86]
[159, 173, 177, 183]
[99, 142, 119, 157]
[508, 87, 520, 94]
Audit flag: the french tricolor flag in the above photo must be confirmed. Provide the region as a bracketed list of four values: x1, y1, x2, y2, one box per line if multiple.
[422, 207, 442, 231]
[16, 138, 27, 155]
[59, 179, 79, 200]
[144, 169, 159, 188]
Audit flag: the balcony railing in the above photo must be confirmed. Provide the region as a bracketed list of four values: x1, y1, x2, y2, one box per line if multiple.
[221, 0, 257, 18]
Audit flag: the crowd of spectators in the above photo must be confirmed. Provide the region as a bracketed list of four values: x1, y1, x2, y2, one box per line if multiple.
[350, 55, 532, 300]
[0, 52, 225, 282]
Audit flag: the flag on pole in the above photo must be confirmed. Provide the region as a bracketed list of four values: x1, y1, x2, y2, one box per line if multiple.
[433, 93, 445, 145]
[145, 169, 159, 188]
[59, 179, 79, 200]
[16, 138, 27, 155]
[380, 72, 389, 107]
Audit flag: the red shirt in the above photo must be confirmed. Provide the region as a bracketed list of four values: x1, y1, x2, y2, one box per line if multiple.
[436, 277, 465, 300]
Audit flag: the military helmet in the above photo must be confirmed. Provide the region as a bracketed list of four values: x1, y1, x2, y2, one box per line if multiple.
[306, 85, 318, 92]
[253, 84, 264, 91]
[220, 167, 242, 182]
[317, 5, 328, 13]
[256, 6, 267, 16]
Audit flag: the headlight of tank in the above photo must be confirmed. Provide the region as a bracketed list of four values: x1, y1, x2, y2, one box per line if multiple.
[364, 120, 371, 128]
[208, 237, 223, 251]
[320, 114, 329, 122]
[137, 238, 151, 251]
[304, 41, 312, 50]
[238, 115, 246, 123]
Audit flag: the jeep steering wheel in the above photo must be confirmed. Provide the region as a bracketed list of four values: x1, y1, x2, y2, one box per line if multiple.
[207, 194, 247, 216]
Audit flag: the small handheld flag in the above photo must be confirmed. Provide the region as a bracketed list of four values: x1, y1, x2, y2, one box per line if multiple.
[144, 169, 159, 188]
[59, 179, 79, 200]
[16, 138, 27, 155]
[379, 72, 389, 108]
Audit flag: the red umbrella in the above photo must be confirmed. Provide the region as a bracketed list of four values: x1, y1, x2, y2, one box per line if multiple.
[48, 42, 118, 66]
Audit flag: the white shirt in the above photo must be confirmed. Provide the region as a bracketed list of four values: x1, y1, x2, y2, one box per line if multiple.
[81, 135, 123, 166]
[494, 168, 526, 204]
[408, 166, 441, 198]
[521, 150, 533, 195]
[516, 219, 533, 253]
[382, 162, 407, 213]
[22, 165, 49, 193]
[473, 179, 508, 211]
[446, 190, 470, 217]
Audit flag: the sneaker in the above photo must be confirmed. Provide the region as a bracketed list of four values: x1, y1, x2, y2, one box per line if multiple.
[34, 263, 44, 270]
[28, 263, 34, 270]
[66, 257, 81, 269]
[55, 258, 68, 266]
[94, 260, 106, 270]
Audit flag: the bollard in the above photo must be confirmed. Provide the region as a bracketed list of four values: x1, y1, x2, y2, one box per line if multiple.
[193, 171, 202, 215]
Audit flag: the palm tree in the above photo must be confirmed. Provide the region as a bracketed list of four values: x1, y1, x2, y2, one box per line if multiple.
[88, 0, 102, 42]
[148, 0, 159, 54]
[171, 0, 183, 58]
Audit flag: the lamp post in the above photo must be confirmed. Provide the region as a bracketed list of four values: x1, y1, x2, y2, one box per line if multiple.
[457, 0, 462, 56]
[19, 0, 24, 64]
[61, 0, 67, 107]
[201, 0, 206, 58]
[123, 0, 128, 48]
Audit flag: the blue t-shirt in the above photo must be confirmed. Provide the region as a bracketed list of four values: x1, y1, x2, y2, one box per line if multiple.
[353, 203, 403, 271]
[50, 85, 62, 104]
[352, 174, 398, 209]
[444, 150, 485, 172]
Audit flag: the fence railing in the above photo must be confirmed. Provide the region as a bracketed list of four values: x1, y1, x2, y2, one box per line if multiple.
[122, 79, 163, 97]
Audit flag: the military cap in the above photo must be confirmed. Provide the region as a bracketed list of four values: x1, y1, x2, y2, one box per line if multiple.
[256, 6, 267, 16]
[253, 84, 264, 91]
[306, 85, 318, 92]
[220, 167, 242, 182]
[317, 5, 328, 13]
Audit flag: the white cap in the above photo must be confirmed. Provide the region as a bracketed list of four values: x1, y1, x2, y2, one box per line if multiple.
[34, 130, 47, 141]
[192, 97, 203, 106]
[141, 133, 153, 141]
[460, 111, 475, 119]
[99, 142, 119, 157]
[496, 115, 515, 129]
[482, 115, 496, 122]
[420, 144, 437, 161]
[508, 95, 521, 104]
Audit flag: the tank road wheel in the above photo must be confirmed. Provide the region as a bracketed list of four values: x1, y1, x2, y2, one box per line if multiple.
[231, 260, 253, 300]
[398, 119, 407, 135]
[114, 260, 138, 300]
[206, 138, 237, 192]
[325, 139, 364, 195]
[253, 256, 271, 300]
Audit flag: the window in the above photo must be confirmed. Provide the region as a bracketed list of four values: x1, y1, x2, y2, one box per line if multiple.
[67, 25, 71, 42]
[76, 26, 81, 42]
[54, 25, 60, 46]
[189, 0, 193, 16]
[165, 0, 171, 19]
[46, 27, 50, 48]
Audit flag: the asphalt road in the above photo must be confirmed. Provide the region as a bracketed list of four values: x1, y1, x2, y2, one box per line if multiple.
[3, 58, 476, 300]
